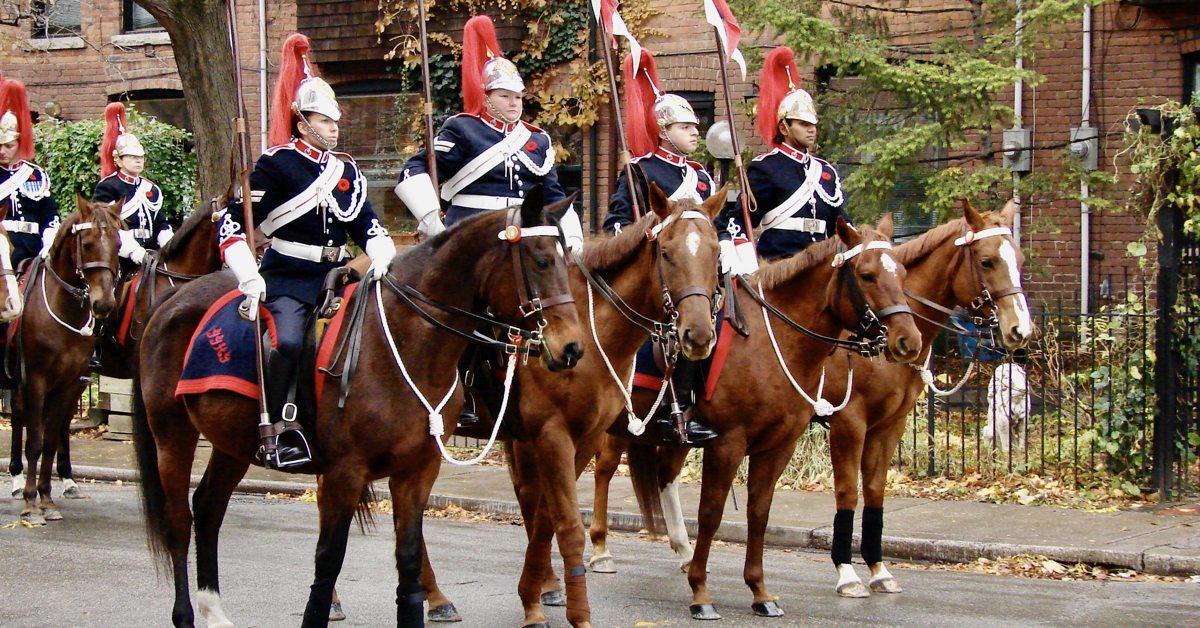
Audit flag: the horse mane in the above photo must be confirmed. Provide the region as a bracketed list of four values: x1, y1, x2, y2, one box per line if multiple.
[157, 201, 220, 260]
[53, 202, 123, 258]
[580, 213, 660, 271]
[754, 236, 842, 290]
[893, 218, 966, 266]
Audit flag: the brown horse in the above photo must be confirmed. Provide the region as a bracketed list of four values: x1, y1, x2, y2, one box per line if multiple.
[132, 188, 585, 628]
[588, 216, 922, 619]
[4, 197, 121, 524]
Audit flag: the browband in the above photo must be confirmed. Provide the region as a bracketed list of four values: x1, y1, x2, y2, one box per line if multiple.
[497, 225, 561, 242]
[832, 239, 892, 267]
[648, 210, 710, 240]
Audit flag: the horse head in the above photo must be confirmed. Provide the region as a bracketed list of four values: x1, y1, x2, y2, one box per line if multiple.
[61, 195, 121, 319]
[831, 215, 921, 363]
[644, 181, 724, 361]
[0, 200, 22, 321]
[960, 199, 1033, 350]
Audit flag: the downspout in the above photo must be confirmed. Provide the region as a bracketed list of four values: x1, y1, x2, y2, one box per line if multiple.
[259, 0, 268, 153]
[1080, 4, 1092, 315]
[1012, 0, 1023, 246]
[589, 23, 599, 232]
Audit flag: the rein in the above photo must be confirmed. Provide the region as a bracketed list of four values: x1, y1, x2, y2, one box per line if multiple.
[41, 221, 118, 336]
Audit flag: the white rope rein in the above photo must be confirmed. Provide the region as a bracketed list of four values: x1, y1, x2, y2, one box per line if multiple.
[374, 282, 515, 466]
[586, 281, 668, 436]
[41, 266, 94, 336]
[912, 349, 976, 397]
[758, 281, 852, 417]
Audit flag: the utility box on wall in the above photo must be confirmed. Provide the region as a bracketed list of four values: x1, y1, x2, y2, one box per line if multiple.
[1003, 128, 1032, 172]
[1070, 126, 1099, 171]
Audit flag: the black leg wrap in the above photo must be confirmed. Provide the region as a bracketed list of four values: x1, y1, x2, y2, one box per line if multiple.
[861, 507, 884, 565]
[831, 509, 855, 566]
[672, 357, 699, 406]
[396, 583, 426, 628]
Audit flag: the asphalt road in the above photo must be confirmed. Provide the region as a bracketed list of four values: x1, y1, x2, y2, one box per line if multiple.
[0, 483, 1194, 628]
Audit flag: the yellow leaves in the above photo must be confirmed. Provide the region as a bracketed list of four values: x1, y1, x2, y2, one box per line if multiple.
[2, 519, 38, 529]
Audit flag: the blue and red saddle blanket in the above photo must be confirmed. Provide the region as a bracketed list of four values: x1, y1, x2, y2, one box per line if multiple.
[174, 283, 360, 404]
[633, 314, 736, 401]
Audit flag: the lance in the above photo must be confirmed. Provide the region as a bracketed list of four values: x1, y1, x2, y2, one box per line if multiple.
[712, 27, 756, 247]
[595, 13, 644, 221]
[416, 0, 440, 198]
[225, 0, 271, 433]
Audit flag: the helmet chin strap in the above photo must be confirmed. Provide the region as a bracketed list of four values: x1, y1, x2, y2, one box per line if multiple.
[659, 129, 688, 158]
[486, 98, 520, 125]
[297, 112, 337, 150]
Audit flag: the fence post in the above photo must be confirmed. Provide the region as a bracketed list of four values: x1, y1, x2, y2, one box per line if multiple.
[1153, 200, 1181, 500]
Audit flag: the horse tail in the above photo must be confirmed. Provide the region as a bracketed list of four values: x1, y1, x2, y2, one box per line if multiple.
[131, 374, 170, 570]
[627, 442, 666, 536]
[354, 482, 377, 533]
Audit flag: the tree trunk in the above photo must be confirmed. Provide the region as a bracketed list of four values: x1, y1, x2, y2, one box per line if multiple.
[135, 0, 238, 201]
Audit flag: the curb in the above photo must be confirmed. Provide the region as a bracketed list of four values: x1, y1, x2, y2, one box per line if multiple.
[69, 465, 1199, 577]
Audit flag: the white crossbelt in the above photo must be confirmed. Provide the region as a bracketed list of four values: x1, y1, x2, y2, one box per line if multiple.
[1, 220, 39, 234]
[271, 238, 349, 263]
[452, 194, 520, 211]
[772, 216, 826, 234]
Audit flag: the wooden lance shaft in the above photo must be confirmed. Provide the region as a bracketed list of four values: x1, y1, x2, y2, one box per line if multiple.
[596, 17, 643, 221]
[417, 0, 440, 198]
[712, 27, 756, 247]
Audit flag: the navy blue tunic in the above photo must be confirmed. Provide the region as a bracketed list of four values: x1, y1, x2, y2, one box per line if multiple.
[398, 112, 567, 225]
[219, 140, 387, 305]
[604, 148, 716, 234]
[715, 144, 849, 261]
[0, 161, 59, 267]
[93, 171, 172, 274]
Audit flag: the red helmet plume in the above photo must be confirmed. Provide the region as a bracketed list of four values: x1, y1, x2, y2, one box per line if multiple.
[269, 33, 316, 147]
[461, 15, 504, 116]
[0, 80, 35, 161]
[100, 102, 131, 177]
[624, 49, 661, 157]
[757, 46, 801, 146]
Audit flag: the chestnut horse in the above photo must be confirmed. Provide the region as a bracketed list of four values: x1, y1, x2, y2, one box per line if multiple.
[589, 216, 923, 620]
[4, 197, 121, 524]
[132, 189, 585, 628]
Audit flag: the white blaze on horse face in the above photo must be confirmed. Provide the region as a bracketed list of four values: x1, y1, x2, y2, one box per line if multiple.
[686, 232, 701, 257]
[998, 240, 1033, 338]
[880, 253, 898, 277]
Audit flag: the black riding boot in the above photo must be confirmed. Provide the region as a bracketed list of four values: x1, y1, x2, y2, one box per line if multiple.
[659, 358, 718, 446]
[261, 349, 311, 468]
[456, 347, 482, 429]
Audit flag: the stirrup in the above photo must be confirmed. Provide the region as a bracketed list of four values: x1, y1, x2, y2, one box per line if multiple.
[258, 417, 312, 469]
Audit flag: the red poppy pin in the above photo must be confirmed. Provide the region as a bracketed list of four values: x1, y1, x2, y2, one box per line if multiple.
[146, 190, 154, 198]
[821, 172, 832, 181]
[524, 141, 537, 152]
[697, 181, 708, 193]
[337, 178, 351, 192]
[28, 173, 36, 181]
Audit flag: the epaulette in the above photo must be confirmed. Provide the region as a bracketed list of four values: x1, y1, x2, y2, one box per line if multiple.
[329, 150, 357, 164]
[263, 143, 294, 156]
[751, 148, 781, 163]
[685, 159, 706, 171]
[521, 120, 548, 135]
[630, 153, 653, 164]
[98, 171, 118, 182]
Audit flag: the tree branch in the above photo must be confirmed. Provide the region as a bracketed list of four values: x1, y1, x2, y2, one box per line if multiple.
[823, 0, 975, 15]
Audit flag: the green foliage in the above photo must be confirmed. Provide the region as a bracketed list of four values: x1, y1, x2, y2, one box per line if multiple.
[33, 106, 197, 222]
[1118, 103, 1200, 235]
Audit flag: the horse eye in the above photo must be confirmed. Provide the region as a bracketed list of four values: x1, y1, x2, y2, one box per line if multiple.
[981, 259, 994, 270]
[860, 272, 876, 284]
[535, 257, 551, 271]
[661, 251, 672, 264]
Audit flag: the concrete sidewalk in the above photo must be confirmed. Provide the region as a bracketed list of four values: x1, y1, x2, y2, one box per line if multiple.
[4, 430, 1199, 576]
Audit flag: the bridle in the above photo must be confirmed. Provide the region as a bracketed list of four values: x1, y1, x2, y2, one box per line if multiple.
[44, 220, 117, 307]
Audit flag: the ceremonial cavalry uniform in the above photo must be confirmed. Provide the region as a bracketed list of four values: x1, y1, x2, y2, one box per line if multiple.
[222, 33, 396, 468]
[0, 80, 58, 268]
[604, 147, 715, 234]
[94, 102, 172, 276]
[394, 15, 584, 248]
[715, 46, 849, 269]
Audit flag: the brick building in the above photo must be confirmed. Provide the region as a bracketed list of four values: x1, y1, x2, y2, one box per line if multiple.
[2, 0, 1197, 308]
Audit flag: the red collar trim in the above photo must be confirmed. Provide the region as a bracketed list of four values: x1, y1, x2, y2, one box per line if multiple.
[118, 170, 139, 185]
[2, 160, 24, 172]
[481, 110, 519, 134]
[777, 142, 811, 164]
[655, 147, 687, 166]
[294, 139, 327, 163]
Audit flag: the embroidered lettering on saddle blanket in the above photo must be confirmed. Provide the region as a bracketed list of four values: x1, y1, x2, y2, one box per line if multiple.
[175, 289, 279, 401]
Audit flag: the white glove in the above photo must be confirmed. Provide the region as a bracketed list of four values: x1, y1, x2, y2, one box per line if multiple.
[118, 230, 148, 264]
[718, 239, 741, 276]
[559, 206, 585, 256]
[364, 235, 397, 281]
[223, 239, 265, 321]
[735, 240, 760, 275]
[417, 213, 446, 238]
[39, 227, 58, 259]
[394, 173, 445, 237]
[157, 227, 174, 248]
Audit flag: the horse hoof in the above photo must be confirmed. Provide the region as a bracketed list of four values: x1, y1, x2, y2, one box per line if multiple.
[523, 623, 551, 628]
[10, 488, 20, 499]
[751, 601, 784, 617]
[588, 556, 617, 574]
[20, 510, 46, 526]
[427, 603, 462, 622]
[689, 604, 721, 620]
[41, 507, 63, 521]
[62, 485, 87, 500]
[869, 576, 903, 594]
[540, 590, 566, 607]
[678, 559, 692, 573]
[836, 581, 871, 598]
[328, 601, 346, 622]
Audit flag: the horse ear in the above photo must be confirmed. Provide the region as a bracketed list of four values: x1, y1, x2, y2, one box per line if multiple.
[962, 198, 986, 231]
[835, 216, 860, 248]
[700, 183, 729, 221]
[998, 199, 1016, 226]
[543, 190, 579, 223]
[647, 181, 672, 221]
[876, 212, 895, 240]
[519, 184, 547, 226]
[76, 193, 91, 214]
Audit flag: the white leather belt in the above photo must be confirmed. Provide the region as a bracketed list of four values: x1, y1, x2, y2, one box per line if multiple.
[1, 220, 39, 234]
[128, 228, 151, 239]
[452, 194, 520, 211]
[774, 217, 827, 234]
[271, 238, 349, 263]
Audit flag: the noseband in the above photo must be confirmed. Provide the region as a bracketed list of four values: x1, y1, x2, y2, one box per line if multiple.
[44, 221, 117, 306]
[833, 239, 913, 355]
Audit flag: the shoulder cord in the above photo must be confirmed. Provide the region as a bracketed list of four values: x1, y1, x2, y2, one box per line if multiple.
[758, 280, 852, 417]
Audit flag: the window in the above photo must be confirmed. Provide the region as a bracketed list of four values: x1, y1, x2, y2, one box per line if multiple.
[32, 0, 81, 38]
[118, 89, 190, 133]
[673, 91, 716, 132]
[1185, 53, 1200, 105]
[124, 0, 163, 33]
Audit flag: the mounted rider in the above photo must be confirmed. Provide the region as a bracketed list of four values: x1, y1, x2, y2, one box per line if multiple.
[715, 46, 849, 273]
[93, 102, 172, 278]
[0, 79, 58, 271]
[602, 49, 717, 445]
[394, 14, 584, 428]
[219, 33, 397, 468]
